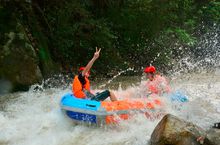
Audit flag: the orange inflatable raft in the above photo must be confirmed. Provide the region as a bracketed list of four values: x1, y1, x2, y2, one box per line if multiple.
[60, 93, 163, 125]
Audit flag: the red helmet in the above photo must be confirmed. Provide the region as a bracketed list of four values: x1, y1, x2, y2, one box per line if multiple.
[78, 66, 90, 74]
[78, 67, 85, 72]
[144, 66, 156, 73]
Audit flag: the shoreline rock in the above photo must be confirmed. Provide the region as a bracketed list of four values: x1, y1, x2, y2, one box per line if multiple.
[150, 114, 217, 145]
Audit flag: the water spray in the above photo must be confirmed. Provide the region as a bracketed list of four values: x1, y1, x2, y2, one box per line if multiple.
[99, 68, 135, 89]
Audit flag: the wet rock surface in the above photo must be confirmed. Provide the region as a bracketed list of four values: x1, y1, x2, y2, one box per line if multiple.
[150, 114, 216, 145]
[0, 31, 42, 93]
[206, 128, 220, 145]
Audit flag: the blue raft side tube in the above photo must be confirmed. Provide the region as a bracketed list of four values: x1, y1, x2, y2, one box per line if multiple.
[60, 93, 102, 124]
[170, 90, 189, 103]
[61, 93, 101, 111]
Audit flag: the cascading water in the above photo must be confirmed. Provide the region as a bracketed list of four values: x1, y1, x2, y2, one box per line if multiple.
[0, 26, 220, 145]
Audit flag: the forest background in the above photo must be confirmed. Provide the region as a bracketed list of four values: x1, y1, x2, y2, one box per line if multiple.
[0, 0, 219, 92]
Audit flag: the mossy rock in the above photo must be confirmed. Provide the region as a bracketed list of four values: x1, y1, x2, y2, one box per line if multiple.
[0, 26, 42, 93]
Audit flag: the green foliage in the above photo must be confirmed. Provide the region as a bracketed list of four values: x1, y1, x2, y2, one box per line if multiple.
[173, 28, 196, 46]
[99, 0, 199, 68]
[1, 0, 219, 76]
[201, 1, 220, 23]
[36, 0, 220, 73]
[0, 7, 16, 46]
[45, 1, 120, 73]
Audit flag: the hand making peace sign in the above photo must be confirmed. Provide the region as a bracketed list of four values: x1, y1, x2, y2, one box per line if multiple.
[93, 47, 101, 60]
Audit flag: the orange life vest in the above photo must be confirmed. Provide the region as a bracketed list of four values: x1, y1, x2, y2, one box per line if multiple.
[146, 75, 171, 95]
[72, 75, 90, 99]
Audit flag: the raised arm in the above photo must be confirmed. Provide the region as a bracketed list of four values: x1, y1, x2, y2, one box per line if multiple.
[82, 47, 101, 76]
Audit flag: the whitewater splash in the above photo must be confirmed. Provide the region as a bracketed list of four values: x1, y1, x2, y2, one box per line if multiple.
[170, 24, 220, 76]
[0, 25, 220, 145]
[0, 71, 220, 145]
[0, 84, 155, 145]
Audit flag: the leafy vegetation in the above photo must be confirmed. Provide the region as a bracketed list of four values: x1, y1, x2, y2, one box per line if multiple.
[1, 0, 220, 76]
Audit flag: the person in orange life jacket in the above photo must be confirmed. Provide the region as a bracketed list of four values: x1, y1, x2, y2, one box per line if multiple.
[72, 48, 117, 101]
[144, 66, 171, 96]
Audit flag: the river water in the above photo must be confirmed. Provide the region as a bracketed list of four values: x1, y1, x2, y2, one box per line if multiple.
[0, 71, 220, 145]
[0, 26, 220, 145]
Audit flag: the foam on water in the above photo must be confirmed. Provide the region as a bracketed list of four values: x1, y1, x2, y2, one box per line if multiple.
[0, 71, 220, 145]
[0, 85, 160, 145]
[0, 25, 219, 145]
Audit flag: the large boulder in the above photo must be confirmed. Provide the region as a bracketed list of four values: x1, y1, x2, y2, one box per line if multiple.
[0, 3, 62, 93]
[206, 128, 220, 145]
[0, 30, 42, 93]
[150, 114, 215, 145]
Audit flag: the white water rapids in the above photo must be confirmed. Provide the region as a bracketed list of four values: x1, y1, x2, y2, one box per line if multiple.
[0, 71, 220, 145]
[0, 25, 220, 145]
